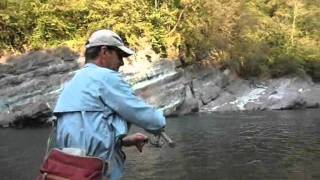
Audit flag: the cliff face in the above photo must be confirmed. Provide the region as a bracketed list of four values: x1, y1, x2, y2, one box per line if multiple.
[126, 59, 320, 114]
[0, 48, 319, 128]
[0, 48, 80, 127]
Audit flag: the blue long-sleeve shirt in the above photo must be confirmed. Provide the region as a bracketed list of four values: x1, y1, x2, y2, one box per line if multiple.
[53, 63, 166, 180]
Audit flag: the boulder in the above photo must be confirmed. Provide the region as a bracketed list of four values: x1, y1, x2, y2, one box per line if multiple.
[0, 101, 52, 127]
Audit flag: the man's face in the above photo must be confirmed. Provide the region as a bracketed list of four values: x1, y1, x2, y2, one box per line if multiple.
[100, 47, 124, 71]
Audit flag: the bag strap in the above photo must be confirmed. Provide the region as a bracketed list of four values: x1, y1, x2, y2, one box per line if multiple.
[45, 116, 57, 155]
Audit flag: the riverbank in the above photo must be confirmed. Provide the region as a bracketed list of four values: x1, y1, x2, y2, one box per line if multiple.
[0, 48, 319, 128]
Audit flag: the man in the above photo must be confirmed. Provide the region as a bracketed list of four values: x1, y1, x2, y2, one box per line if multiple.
[53, 29, 166, 180]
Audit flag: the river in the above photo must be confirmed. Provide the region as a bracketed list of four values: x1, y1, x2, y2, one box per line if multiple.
[0, 110, 319, 180]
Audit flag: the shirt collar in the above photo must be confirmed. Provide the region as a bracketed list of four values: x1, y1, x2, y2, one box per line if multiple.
[83, 63, 119, 73]
[84, 63, 98, 68]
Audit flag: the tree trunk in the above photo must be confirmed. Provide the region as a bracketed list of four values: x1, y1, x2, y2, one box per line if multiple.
[291, 0, 298, 47]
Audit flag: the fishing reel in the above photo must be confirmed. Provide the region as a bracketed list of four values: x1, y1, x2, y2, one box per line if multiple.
[149, 131, 175, 148]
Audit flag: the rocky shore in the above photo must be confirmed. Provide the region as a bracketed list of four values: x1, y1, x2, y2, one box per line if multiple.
[1, 48, 319, 128]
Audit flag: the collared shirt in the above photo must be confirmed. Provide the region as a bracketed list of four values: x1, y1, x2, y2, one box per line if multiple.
[53, 63, 166, 180]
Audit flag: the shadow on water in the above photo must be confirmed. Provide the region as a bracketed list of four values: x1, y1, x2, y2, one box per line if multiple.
[0, 109, 319, 180]
[0, 127, 49, 180]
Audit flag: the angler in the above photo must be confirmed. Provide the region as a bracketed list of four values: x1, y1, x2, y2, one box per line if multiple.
[38, 29, 167, 180]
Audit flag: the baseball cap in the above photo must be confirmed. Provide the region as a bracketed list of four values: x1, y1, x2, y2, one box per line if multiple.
[85, 29, 134, 57]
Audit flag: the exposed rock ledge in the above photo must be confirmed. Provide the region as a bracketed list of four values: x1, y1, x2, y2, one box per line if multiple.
[0, 48, 319, 127]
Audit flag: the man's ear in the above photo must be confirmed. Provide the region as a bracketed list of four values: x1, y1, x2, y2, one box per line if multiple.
[100, 46, 109, 56]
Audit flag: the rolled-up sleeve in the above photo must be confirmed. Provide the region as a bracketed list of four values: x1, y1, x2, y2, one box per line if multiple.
[99, 71, 166, 133]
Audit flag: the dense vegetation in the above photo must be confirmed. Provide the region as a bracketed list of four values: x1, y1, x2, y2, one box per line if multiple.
[0, 0, 319, 79]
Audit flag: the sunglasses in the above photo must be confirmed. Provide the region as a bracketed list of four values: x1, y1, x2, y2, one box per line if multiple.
[103, 46, 124, 59]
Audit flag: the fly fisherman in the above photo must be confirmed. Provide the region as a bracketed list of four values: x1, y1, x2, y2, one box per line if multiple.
[42, 29, 166, 180]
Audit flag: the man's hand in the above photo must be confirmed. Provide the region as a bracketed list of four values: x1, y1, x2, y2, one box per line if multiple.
[121, 133, 148, 153]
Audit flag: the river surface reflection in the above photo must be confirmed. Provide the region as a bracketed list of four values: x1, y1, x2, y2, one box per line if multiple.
[0, 110, 319, 180]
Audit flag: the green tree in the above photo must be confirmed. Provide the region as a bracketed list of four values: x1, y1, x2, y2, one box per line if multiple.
[0, 0, 319, 80]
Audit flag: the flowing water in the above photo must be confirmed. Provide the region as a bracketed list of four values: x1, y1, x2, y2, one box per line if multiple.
[0, 110, 319, 180]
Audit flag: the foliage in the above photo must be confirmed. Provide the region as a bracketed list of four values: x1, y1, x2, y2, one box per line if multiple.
[0, 0, 319, 80]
